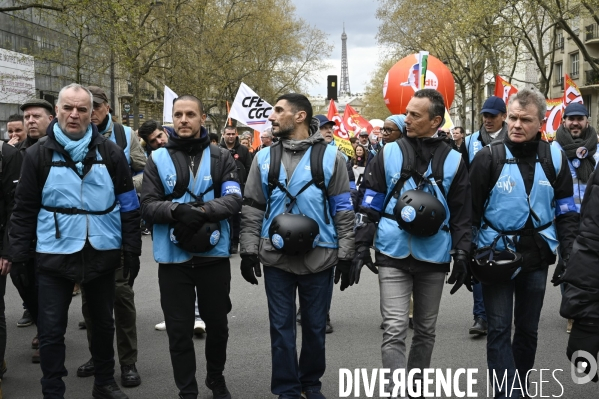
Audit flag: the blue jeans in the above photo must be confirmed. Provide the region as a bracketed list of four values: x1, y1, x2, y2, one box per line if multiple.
[473, 282, 487, 320]
[263, 266, 333, 398]
[482, 268, 548, 399]
[38, 271, 116, 398]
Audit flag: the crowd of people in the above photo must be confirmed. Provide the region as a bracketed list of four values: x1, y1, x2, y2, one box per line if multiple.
[0, 84, 598, 399]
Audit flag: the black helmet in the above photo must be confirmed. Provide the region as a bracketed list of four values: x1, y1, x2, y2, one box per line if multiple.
[472, 236, 522, 285]
[394, 189, 446, 237]
[169, 222, 221, 253]
[269, 213, 320, 256]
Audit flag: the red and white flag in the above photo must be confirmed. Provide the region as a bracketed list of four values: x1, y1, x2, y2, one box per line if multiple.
[563, 74, 583, 106]
[326, 100, 354, 157]
[542, 98, 563, 142]
[494, 75, 518, 104]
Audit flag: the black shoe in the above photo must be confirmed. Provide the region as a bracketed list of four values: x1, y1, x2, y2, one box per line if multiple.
[325, 313, 333, 334]
[77, 358, 95, 377]
[296, 308, 301, 324]
[17, 309, 33, 327]
[120, 363, 141, 387]
[32, 334, 39, 349]
[92, 382, 129, 399]
[409, 317, 413, 330]
[206, 376, 231, 399]
[32, 349, 40, 363]
[469, 317, 488, 335]
[78, 321, 87, 329]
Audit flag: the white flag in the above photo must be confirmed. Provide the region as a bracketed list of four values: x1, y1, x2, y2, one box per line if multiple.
[163, 85, 178, 124]
[228, 83, 272, 132]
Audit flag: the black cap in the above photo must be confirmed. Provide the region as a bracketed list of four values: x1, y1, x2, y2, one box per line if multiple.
[20, 98, 54, 114]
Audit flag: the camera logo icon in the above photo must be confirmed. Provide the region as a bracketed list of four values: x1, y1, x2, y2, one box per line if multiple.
[571, 350, 598, 385]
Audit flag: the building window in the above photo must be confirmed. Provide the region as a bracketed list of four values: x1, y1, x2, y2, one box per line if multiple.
[571, 53, 579, 78]
[555, 63, 563, 86]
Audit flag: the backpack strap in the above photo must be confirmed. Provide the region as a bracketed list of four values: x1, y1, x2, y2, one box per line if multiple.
[310, 142, 330, 224]
[430, 141, 452, 199]
[537, 141, 557, 187]
[209, 144, 222, 199]
[488, 141, 506, 194]
[166, 149, 191, 201]
[113, 123, 127, 150]
[265, 142, 284, 219]
[382, 139, 414, 217]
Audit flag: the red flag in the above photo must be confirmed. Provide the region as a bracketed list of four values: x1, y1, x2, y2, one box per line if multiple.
[326, 100, 354, 157]
[563, 74, 583, 106]
[252, 130, 261, 150]
[343, 104, 373, 137]
[542, 98, 563, 142]
[494, 75, 518, 104]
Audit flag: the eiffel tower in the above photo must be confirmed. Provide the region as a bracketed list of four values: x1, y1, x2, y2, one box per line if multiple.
[339, 24, 351, 97]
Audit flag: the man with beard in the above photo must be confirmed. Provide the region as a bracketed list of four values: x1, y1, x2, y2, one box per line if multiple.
[550, 102, 598, 332]
[138, 120, 170, 156]
[463, 95, 508, 337]
[240, 93, 355, 399]
[141, 95, 241, 399]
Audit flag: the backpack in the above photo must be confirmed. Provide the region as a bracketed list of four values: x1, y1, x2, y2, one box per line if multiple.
[263, 141, 330, 224]
[164, 144, 223, 202]
[382, 138, 453, 214]
[112, 123, 127, 151]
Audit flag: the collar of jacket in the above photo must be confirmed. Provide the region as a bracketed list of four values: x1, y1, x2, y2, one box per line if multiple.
[98, 116, 113, 138]
[220, 136, 240, 150]
[503, 131, 542, 158]
[43, 119, 104, 157]
[166, 125, 210, 155]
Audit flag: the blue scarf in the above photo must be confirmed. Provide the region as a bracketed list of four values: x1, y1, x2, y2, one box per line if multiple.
[53, 123, 93, 175]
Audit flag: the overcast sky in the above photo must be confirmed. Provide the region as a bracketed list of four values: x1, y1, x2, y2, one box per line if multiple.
[293, 0, 381, 96]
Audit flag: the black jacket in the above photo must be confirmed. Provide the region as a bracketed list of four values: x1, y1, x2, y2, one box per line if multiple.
[141, 127, 242, 267]
[560, 169, 599, 322]
[0, 143, 22, 258]
[470, 133, 579, 272]
[8, 120, 142, 282]
[359, 135, 472, 273]
[219, 137, 252, 186]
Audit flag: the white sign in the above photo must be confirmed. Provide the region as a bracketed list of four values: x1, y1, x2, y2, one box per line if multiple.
[0, 48, 35, 104]
[163, 85, 178, 124]
[228, 83, 272, 132]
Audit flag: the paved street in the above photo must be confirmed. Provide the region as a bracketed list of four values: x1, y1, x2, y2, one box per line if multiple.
[3, 236, 598, 398]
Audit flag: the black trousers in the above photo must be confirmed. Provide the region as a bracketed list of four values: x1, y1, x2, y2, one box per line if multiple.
[10, 258, 38, 323]
[159, 260, 231, 399]
[229, 213, 240, 246]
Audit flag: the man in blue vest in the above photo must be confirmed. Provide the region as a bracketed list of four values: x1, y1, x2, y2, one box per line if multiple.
[470, 88, 578, 398]
[463, 95, 508, 336]
[9, 83, 142, 399]
[74, 86, 145, 387]
[240, 93, 355, 399]
[351, 89, 472, 396]
[141, 95, 242, 399]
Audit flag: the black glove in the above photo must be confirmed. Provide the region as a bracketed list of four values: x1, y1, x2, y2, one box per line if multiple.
[334, 260, 352, 291]
[551, 255, 568, 286]
[123, 252, 140, 287]
[172, 203, 207, 230]
[172, 222, 196, 244]
[11, 261, 30, 289]
[240, 254, 261, 285]
[350, 245, 378, 286]
[448, 249, 472, 295]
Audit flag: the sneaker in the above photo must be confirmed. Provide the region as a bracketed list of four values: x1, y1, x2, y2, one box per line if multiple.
[17, 309, 33, 327]
[302, 389, 326, 399]
[155, 321, 166, 331]
[205, 376, 231, 399]
[469, 317, 488, 335]
[325, 314, 333, 334]
[141, 228, 151, 236]
[92, 382, 129, 399]
[194, 319, 206, 335]
[567, 319, 573, 334]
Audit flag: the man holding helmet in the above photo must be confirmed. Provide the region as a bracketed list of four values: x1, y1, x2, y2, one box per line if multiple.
[352, 89, 472, 394]
[469, 88, 578, 398]
[141, 95, 242, 399]
[240, 93, 355, 399]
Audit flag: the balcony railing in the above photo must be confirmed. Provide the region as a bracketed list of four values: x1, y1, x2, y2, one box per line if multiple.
[586, 24, 598, 41]
[584, 70, 599, 86]
[555, 37, 564, 50]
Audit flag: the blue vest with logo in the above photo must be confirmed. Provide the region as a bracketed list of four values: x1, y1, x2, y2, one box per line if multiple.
[375, 141, 461, 263]
[152, 146, 230, 263]
[256, 145, 338, 248]
[552, 141, 599, 211]
[477, 144, 562, 253]
[36, 151, 122, 254]
[465, 131, 484, 164]
[102, 121, 132, 166]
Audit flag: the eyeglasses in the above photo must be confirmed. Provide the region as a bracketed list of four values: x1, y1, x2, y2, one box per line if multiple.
[381, 127, 398, 133]
[260, 136, 271, 139]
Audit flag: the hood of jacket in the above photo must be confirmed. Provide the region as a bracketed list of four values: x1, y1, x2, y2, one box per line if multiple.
[278, 117, 324, 152]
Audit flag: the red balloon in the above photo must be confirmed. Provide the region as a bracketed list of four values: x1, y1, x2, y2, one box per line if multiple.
[383, 54, 455, 115]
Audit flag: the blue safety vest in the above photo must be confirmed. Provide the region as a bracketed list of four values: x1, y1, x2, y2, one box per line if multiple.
[101, 121, 132, 166]
[477, 144, 562, 253]
[256, 145, 339, 248]
[552, 141, 599, 211]
[36, 151, 122, 254]
[465, 131, 484, 164]
[152, 146, 231, 263]
[374, 141, 461, 263]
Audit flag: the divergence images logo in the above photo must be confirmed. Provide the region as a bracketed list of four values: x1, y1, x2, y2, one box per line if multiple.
[571, 350, 598, 385]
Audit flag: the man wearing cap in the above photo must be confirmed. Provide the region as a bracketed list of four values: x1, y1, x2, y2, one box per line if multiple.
[550, 102, 599, 332]
[9, 83, 141, 399]
[463, 95, 508, 337]
[75, 86, 144, 387]
[10, 98, 55, 363]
